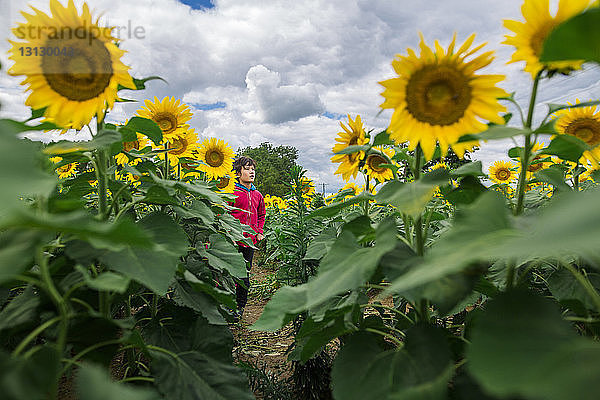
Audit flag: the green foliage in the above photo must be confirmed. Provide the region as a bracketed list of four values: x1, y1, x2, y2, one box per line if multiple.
[541, 8, 600, 64]
[238, 142, 299, 197]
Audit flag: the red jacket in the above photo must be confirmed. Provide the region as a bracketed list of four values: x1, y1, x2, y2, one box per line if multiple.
[230, 182, 266, 246]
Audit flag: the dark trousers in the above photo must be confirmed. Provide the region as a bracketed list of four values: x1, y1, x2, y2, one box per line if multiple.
[236, 245, 254, 310]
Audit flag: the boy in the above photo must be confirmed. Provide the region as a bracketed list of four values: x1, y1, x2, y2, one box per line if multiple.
[229, 156, 266, 320]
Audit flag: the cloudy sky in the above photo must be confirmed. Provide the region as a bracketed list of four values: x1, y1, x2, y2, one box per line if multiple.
[1, 0, 599, 192]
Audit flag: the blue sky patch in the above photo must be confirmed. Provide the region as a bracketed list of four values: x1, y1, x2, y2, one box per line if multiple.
[178, 0, 215, 10]
[192, 101, 226, 110]
[322, 111, 345, 120]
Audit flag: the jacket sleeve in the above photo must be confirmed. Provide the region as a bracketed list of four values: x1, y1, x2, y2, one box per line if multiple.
[256, 194, 266, 234]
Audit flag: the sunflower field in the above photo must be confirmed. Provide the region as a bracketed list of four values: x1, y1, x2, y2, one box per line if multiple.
[2, 0, 600, 399]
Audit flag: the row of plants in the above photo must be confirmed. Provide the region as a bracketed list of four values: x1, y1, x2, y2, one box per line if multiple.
[252, 2, 600, 399]
[1, 0, 260, 398]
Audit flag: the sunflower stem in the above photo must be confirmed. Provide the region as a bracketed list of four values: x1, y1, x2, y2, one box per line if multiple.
[164, 143, 170, 180]
[364, 178, 370, 216]
[563, 263, 600, 314]
[94, 120, 110, 220]
[37, 247, 69, 356]
[515, 72, 541, 216]
[413, 146, 425, 256]
[574, 162, 580, 191]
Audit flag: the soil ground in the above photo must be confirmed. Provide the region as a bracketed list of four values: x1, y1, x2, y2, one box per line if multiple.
[229, 255, 296, 382]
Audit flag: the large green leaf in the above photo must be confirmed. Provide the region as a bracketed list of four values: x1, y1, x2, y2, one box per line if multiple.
[0, 230, 49, 284]
[540, 134, 590, 162]
[75, 266, 131, 294]
[182, 271, 236, 309]
[0, 346, 60, 400]
[144, 304, 253, 400]
[331, 325, 453, 400]
[540, 8, 600, 63]
[468, 290, 600, 400]
[450, 161, 486, 177]
[77, 363, 161, 400]
[304, 226, 338, 260]
[0, 132, 56, 221]
[547, 268, 600, 311]
[253, 218, 397, 331]
[534, 165, 571, 191]
[1, 210, 152, 251]
[375, 174, 446, 218]
[175, 199, 215, 226]
[386, 188, 600, 296]
[123, 116, 163, 145]
[196, 234, 247, 278]
[150, 174, 224, 204]
[43, 129, 122, 154]
[100, 212, 188, 295]
[0, 286, 40, 332]
[457, 125, 531, 143]
[172, 277, 227, 325]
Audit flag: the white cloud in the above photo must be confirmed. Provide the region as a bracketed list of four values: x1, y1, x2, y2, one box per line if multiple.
[245, 64, 324, 124]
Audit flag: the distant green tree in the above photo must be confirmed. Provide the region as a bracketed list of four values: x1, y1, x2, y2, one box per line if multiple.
[237, 142, 299, 197]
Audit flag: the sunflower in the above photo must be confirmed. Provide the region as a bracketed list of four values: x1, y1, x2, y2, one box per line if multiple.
[331, 115, 369, 181]
[293, 177, 316, 198]
[159, 128, 200, 166]
[503, 0, 593, 78]
[272, 196, 288, 209]
[50, 156, 77, 179]
[197, 138, 235, 180]
[554, 101, 600, 166]
[427, 161, 449, 172]
[341, 182, 363, 198]
[264, 194, 273, 208]
[379, 33, 507, 160]
[7, 0, 135, 130]
[520, 142, 552, 178]
[136, 96, 193, 143]
[214, 175, 236, 193]
[489, 160, 518, 184]
[364, 146, 396, 183]
[115, 132, 150, 165]
[116, 170, 142, 188]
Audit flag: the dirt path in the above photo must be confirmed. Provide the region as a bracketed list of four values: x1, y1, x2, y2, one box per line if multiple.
[230, 256, 295, 382]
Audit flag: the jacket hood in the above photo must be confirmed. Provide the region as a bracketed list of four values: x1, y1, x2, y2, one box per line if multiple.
[235, 182, 257, 192]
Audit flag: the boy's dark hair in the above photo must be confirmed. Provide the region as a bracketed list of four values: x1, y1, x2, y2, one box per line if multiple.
[232, 156, 256, 174]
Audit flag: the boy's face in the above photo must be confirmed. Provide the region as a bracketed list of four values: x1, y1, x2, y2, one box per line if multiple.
[237, 165, 255, 184]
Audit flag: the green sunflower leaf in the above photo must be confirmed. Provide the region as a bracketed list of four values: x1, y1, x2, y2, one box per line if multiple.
[118, 75, 167, 91]
[98, 212, 188, 295]
[468, 290, 600, 400]
[450, 161, 486, 177]
[196, 234, 247, 278]
[43, 130, 122, 155]
[546, 100, 600, 116]
[540, 134, 590, 162]
[0, 346, 61, 400]
[375, 170, 448, 218]
[540, 8, 600, 64]
[123, 116, 163, 145]
[534, 165, 571, 192]
[331, 326, 453, 400]
[77, 363, 162, 400]
[334, 144, 371, 155]
[372, 130, 393, 146]
[457, 125, 531, 143]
